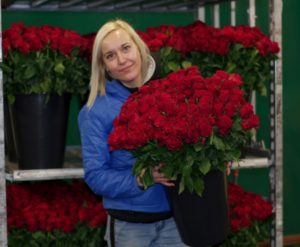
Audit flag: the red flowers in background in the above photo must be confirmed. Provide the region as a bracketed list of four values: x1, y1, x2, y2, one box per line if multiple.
[6, 180, 271, 237]
[228, 183, 272, 232]
[2, 22, 88, 57]
[109, 66, 259, 195]
[137, 21, 279, 97]
[7, 181, 107, 233]
[138, 20, 279, 56]
[1, 23, 90, 103]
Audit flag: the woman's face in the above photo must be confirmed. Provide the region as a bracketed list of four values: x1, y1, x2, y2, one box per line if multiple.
[101, 29, 143, 88]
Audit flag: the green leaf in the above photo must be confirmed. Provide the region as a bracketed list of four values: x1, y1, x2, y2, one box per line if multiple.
[167, 61, 180, 72]
[182, 164, 192, 176]
[181, 60, 192, 69]
[186, 155, 194, 167]
[141, 167, 154, 189]
[199, 159, 211, 175]
[193, 142, 203, 152]
[132, 161, 144, 176]
[179, 177, 185, 194]
[161, 164, 174, 178]
[213, 136, 225, 150]
[54, 62, 65, 74]
[24, 66, 36, 80]
[161, 46, 172, 56]
[226, 62, 236, 73]
[193, 176, 204, 196]
[185, 176, 194, 193]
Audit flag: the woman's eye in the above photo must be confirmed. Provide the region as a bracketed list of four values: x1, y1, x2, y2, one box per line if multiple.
[123, 45, 131, 52]
[105, 53, 114, 60]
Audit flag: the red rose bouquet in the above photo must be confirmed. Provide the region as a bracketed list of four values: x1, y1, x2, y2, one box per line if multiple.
[0, 22, 90, 104]
[109, 66, 259, 196]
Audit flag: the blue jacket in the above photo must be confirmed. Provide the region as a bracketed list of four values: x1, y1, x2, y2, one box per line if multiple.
[78, 80, 171, 213]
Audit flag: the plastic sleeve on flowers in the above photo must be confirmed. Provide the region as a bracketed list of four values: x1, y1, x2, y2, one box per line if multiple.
[78, 109, 144, 199]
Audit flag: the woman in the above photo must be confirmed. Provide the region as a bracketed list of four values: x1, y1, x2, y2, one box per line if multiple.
[78, 19, 187, 247]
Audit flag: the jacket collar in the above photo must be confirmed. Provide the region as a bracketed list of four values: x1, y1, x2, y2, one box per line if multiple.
[106, 80, 132, 101]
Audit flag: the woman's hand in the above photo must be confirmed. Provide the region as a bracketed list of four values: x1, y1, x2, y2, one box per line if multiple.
[152, 163, 175, 187]
[136, 163, 175, 187]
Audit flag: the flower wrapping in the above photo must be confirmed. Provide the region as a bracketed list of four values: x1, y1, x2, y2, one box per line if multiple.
[108, 66, 259, 196]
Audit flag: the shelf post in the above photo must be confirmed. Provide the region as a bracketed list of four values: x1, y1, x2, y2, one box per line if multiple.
[269, 0, 283, 246]
[0, 1, 8, 246]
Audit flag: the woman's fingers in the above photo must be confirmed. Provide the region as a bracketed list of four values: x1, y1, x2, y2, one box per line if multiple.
[137, 163, 175, 187]
[152, 167, 174, 187]
[136, 168, 146, 187]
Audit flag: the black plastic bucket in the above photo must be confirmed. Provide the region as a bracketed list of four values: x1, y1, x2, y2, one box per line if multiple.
[9, 93, 71, 170]
[167, 170, 230, 247]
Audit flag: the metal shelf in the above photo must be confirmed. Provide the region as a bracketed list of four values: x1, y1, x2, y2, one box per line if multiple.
[2, 0, 232, 12]
[5, 144, 269, 181]
[232, 157, 270, 169]
[5, 146, 84, 181]
[6, 168, 84, 181]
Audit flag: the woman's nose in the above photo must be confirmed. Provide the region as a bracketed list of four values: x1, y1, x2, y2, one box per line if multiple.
[117, 53, 126, 64]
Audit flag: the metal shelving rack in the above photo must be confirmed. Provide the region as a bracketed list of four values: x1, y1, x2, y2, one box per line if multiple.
[4, 142, 269, 181]
[0, 0, 283, 246]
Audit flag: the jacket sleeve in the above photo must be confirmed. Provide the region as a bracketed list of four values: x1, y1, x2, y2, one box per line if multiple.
[78, 107, 144, 199]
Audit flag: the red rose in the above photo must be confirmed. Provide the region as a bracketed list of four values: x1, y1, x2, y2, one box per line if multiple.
[241, 115, 260, 130]
[217, 115, 233, 135]
[163, 136, 183, 150]
[240, 102, 254, 118]
[147, 39, 164, 52]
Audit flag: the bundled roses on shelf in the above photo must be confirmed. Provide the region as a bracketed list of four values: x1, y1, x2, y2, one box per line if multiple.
[138, 21, 279, 99]
[0, 23, 90, 104]
[220, 183, 273, 247]
[7, 180, 107, 247]
[6, 181, 272, 247]
[109, 66, 259, 195]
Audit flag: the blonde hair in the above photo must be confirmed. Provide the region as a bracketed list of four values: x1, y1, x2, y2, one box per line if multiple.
[87, 19, 150, 108]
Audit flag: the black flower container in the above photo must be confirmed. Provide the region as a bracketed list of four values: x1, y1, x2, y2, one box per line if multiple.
[9, 93, 71, 170]
[167, 170, 230, 247]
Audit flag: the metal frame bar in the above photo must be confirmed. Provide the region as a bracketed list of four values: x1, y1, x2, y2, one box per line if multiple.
[31, 0, 51, 7]
[197, 6, 206, 22]
[248, 0, 257, 141]
[248, 0, 256, 27]
[166, 1, 199, 11]
[230, 0, 236, 26]
[269, 0, 283, 246]
[213, 3, 220, 27]
[141, 0, 178, 9]
[86, 0, 113, 8]
[113, 0, 145, 9]
[59, 0, 85, 8]
[0, 2, 8, 246]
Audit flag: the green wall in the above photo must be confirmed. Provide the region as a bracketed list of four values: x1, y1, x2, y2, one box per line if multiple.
[3, 0, 300, 235]
[281, 0, 300, 236]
